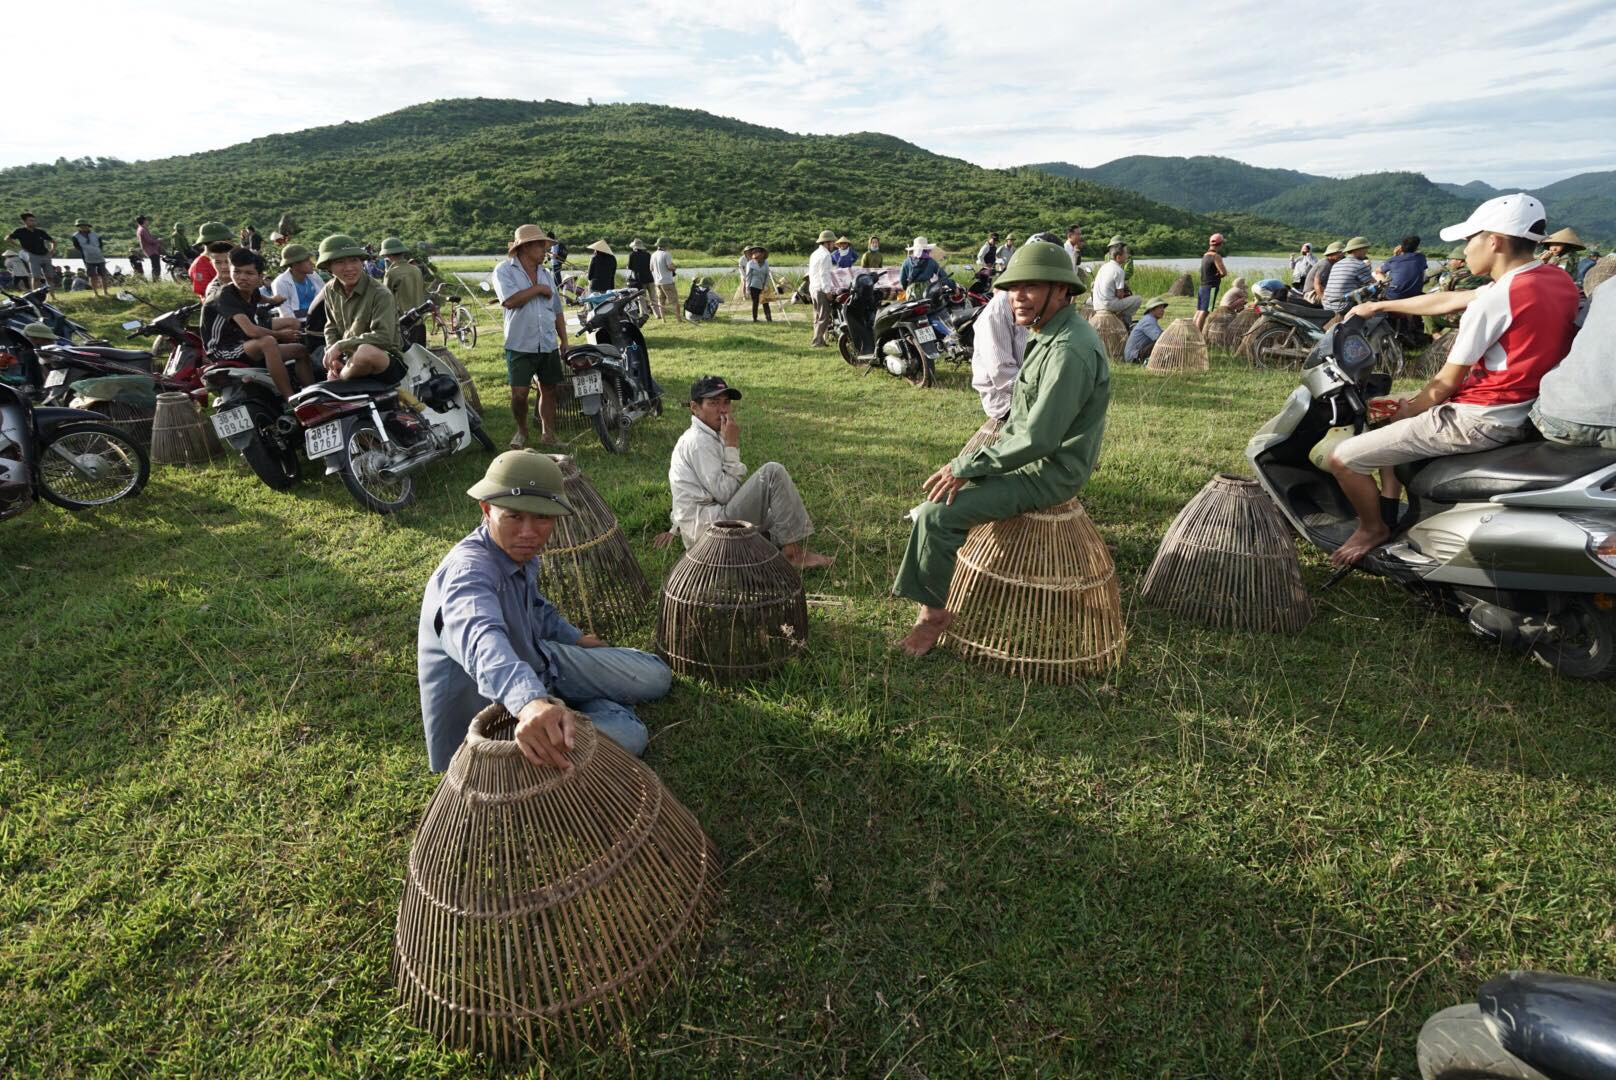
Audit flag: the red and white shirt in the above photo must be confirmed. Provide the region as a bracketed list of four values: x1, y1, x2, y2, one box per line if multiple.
[1448, 261, 1581, 423]
[189, 252, 217, 297]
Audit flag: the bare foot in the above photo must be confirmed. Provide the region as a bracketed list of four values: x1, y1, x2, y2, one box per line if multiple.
[785, 550, 835, 571]
[898, 607, 954, 657]
[1330, 523, 1390, 567]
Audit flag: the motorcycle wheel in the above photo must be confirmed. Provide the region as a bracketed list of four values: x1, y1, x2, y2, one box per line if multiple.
[1416, 1003, 1547, 1079]
[169, 268, 188, 285]
[837, 332, 860, 367]
[238, 412, 301, 491]
[1246, 322, 1309, 370]
[339, 424, 416, 514]
[36, 423, 149, 509]
[593, 377, 631, 454]
[906, 348, 935, 389]
[469, 414, 496, 452]
[454, 306, 477, 348]
[1373, 332, 1406, 378]
[1531, 597, 1616, 680]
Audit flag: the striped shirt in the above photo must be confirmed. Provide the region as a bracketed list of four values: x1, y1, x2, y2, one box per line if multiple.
[1322, 255, 1373, 312]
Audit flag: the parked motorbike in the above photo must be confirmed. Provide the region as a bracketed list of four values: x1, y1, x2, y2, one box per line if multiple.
[1417, 971, 1616, 1079]
[923, 277, 986, 367]
[34, 293, 208, 406]
[286, 300, 494, 513]
[1245, 279, 1408, 374]
[1246, 315, 1616, 678]
[564, 285, 661, 453]
[2, 285, 101, 344]
[0, 380, 149, 521]
[870, 289, 943, 387]
[115, 297, 207, 401]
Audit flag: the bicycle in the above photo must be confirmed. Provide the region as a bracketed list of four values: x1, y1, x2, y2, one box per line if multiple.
[428, 283, 477, 348]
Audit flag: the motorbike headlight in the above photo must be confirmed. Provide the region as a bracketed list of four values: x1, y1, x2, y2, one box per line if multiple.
[1563, 514, 1616, 577]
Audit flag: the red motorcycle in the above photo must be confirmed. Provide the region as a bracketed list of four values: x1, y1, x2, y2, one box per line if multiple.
[36, 299, 207, 406]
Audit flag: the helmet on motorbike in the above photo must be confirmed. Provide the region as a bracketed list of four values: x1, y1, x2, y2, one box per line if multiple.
[195, 221, 233, 245]
[316, 233, 369, 269]
[993, 240, 1084, 293]
[466, 450, 575, 518]
[378, 236, 409, 256]
[19, 321, 54, 342]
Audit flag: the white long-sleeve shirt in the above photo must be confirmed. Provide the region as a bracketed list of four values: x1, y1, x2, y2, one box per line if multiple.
[669, 415, 747, 545]
[807, 245, 835, 296]
[969, 290, 1027, 419]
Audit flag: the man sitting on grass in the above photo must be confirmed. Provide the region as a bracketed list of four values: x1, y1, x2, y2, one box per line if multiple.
[418, 450, 672, 771]
[200, 248, 315, 398]
[894, 239, 1111, 656]
[1124, 296, 1171, 363]
[655, 375, 835, 569]
[317, 233, 407, 385]
[1328, 194, 1581, 566]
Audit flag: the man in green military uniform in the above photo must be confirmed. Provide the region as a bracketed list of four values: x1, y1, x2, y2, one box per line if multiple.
[170, 220, 190, 259]
[1539, 227, 1585, 275]
[380, 237, 427, 345]
[316, 233, 406, 385]
[1428, 244, 1491, 334]
[894, 239, 1111, 656]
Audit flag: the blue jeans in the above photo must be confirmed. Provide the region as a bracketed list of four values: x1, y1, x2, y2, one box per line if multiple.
[545, 643, 671, 757]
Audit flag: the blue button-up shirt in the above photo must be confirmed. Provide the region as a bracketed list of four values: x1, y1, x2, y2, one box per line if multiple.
[493, 256, 563, 353]
[417, 523, 583, 770]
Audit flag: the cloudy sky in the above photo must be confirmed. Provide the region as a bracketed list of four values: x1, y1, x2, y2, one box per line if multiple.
[11, 0, 1614, 187]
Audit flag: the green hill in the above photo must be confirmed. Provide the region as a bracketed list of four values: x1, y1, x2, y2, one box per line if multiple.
[1247, 172, 1477, 244]
[1033, 155, 1323, 215]
[0, 99, 1299, 257]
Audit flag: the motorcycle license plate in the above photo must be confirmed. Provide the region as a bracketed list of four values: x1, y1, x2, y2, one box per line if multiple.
[572, 371, 603, 397]
[211, 406, 254, 439]
[305, 420, 343, 459]
[913, 324, 937, 343]
[44, 369, 67, 387]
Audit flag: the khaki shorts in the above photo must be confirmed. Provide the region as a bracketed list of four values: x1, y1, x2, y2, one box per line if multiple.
[1531, 402, 1616, 450]
[1331, 404, 1521, 475]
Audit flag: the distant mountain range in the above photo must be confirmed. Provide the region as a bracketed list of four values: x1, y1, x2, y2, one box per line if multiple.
[1031, 155, 1615, 246]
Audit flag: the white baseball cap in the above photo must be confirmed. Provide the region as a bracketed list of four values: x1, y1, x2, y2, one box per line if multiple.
[1438, 193, 1548, 243]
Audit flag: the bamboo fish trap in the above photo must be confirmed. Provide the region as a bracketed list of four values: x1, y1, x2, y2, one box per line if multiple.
[1581, 256, 1615, 296]
[392, 704, 720, 1059]
[1145, 318, 1209, 373]
[1202, 306, 1237, 349]
[1413, 330, 1456, 379]
[959, 417, 1004, 457]
[540, 455, 652, 636]
[1228, 309, 1264, 358]
[430, 345, 481, 413]
[81, 399, 156, 451]
[1139, 473, 1311, 632]
[655, 520, 808, 683]
[1087, 311, 1127, 362]
[1167, 272, 1195, 297]
[940, 498, 1125, 682]
[151, 392, 222, 465]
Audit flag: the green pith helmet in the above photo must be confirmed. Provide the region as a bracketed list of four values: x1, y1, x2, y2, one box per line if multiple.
[20, 321, 55, 342]
[1106, 234, 1126, 250]
[1344, 236, 1371, 252]
[196, 221, 232, 245]
[316, 233, 368, 269]
[280, 243, 314, 266]
[74, 219, 90, 228]
[655, 237, 669, 248]
[466, 451, 575, 518]
[994, 240, 1084, 292]
[1143, 295, 1170, 312]
[816, 229, 836, 243]
[378, 236, 409, 256]
[1448, 245, 1467, 260]
[1323, 241, 1345, 255]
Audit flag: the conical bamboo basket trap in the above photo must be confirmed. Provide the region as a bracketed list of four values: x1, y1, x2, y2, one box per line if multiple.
[1139, 473, 1311, 632]
[655, 520, 808, 683]
[392, 704, 720, 1059]
[1087, 311, 1127, 362]
[151, 392, 222, 465]
[1145, 318, 1209, 372]
[540, 455, 652, 636]
[1413, 330, 1456, 379]
[959, 417, 1003, 457]
[1202, 306, 1237, 349]
[940, 498, 1125, 681]
[1582, 256, 1615, 296]
[429, 345, 481, 413]
[82, 399, 155, 451]
[533, 376, 593, 437]
[1230, 309, 1266, 359]
[1167, 272, 1194, 297]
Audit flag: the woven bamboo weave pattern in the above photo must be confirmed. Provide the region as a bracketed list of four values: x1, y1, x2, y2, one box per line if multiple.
[1087, 311, 1127, 362]
[1139, 473, 1311, 632]
[151, 392, 221, 465]
[392, 704, 719, 1059]
[1145, 319, 1209, 373]
[429, 346, 482, 413]
[1202, 307, 1237, 350]
[940, 498, 1125, 682]
[540, 455, 652, 636]
[959, 418, 1003, 457]
[1412, 330, 1456, 379]
[83, 400, 155, 451]
[655, 520, 808, 683]
[1226, 308, 1261, 354]
[1167, 272, 1194, 296]
[1581, 256, 1615, 296]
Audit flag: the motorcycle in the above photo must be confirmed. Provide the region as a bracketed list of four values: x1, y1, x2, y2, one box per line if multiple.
[561, 285, 661, 453]
[1417, 971, 1616, 1079]
[1246, 314, 1616, 678]
[286, 300, 494, 513]
[0, 379, 149, 521]
[922, 276, 986, 367]
[160, 251, 195, 283]
[1244, 279, 1408, 374]
[35, 294, 207, 407]
[115, 297, 208, 401]
[870, 289, 944, 388]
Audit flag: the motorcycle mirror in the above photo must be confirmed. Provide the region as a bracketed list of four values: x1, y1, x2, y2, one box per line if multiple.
[121, 320, 142, 331]
[116, 290, 138, 303]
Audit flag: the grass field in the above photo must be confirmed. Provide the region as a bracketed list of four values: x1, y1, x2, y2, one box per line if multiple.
[3, 282, 1613, 1077]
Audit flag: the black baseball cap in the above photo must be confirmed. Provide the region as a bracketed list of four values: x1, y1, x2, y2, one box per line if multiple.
[690, 375, 742, 401]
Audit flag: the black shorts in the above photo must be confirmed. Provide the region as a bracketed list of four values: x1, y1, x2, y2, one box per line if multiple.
[378, 353, 407, 386]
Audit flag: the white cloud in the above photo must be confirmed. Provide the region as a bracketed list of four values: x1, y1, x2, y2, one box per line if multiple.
[8, 0, 1614, 188]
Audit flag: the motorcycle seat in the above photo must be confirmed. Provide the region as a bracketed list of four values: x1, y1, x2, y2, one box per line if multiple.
[1480, 970, 1616, 1080]
[292, 377, 400, 401]
[58, 345, 155, 363]
[1405, 441, 1616, 502]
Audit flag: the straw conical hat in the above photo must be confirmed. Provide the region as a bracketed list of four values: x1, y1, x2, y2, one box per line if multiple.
[1544, 227, 1585, 250]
